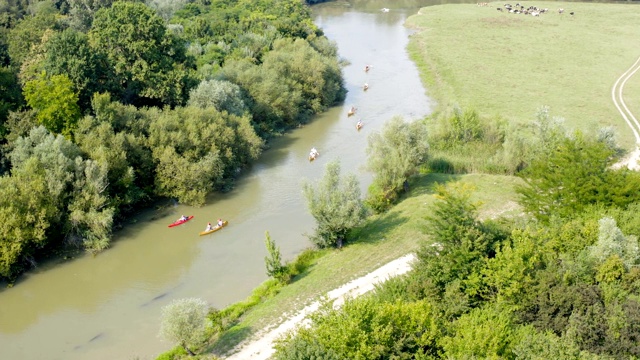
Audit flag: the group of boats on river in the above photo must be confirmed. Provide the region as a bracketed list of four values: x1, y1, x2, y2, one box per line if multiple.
[168, 215, 229, 236]
[309, 64, 371, 161]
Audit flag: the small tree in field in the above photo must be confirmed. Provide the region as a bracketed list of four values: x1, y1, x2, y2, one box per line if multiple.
[303, 160, 367, 248]
[159, 298, 210, 355]
[264, 231, 289, 283]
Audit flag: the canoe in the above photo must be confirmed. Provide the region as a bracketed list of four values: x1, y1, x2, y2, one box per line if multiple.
[168, 215, 194, 228]
[199, 220, 228, 236]
[347, 109, 356, 117]
[356, 123, 363, 131]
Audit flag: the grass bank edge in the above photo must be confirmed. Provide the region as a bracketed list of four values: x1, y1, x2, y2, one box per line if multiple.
[156, 173, 523, 359]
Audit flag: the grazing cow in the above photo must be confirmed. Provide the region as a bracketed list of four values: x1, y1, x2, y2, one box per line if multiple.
[570, 11, 575, 16]
[497, 7, 503, 11]
[558, 8, 564, 14]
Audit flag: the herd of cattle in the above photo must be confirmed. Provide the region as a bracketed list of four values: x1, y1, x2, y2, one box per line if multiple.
[477, 2, 574, 16]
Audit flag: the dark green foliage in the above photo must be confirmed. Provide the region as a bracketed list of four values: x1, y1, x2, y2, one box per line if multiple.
[517, 133, 640, 222]
[0, 66, 22, 130]
[7, 12, 58, 66]
[417, 182, 505, 302]
[274, 297, 440, 360]
[440, 304, 515, 358]
[273, 337, 342, 360]
[88, 1, 197, 107]
[41, 29, 116, 110]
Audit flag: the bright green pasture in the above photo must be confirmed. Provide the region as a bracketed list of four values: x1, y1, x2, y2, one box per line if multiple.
[406, 2, 640, 148]
[209, 173, 523, 356]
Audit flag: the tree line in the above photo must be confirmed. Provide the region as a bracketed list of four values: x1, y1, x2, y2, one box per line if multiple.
[0, 0, 345, 280]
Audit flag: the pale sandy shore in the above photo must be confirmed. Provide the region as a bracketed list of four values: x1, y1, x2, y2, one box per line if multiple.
[224, 253, 417, 360]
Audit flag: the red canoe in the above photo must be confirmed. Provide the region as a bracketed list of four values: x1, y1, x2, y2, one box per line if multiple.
[168, 215, 194, 228]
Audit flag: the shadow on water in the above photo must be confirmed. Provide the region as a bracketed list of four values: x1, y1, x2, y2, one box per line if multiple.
[73, 332, 105, 351]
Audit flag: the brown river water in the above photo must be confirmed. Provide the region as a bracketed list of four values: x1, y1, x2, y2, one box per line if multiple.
[0, 1, 444, 359]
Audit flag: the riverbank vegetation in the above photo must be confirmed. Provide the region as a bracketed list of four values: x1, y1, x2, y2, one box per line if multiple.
[0, 0, 345, 280]
[150, 2, 640, 359]
[266, 2, 640, 359]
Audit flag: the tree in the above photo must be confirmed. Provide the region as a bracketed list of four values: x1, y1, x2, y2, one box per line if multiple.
[264, 231, 288, 283]
[589, 217, 639, 269]
[440, 304, 515, 358]
[41, 29, 115, 110]
[366, 116, 429, 212]
[145, 0, 188, 22]
[7, 12, 57, 66]
[0, 157, 57, 279]
[159, 297, 210, 355]
[0, 66, 22, 131]
[147, 105, 262, 205]
[67, 0, 114, 31]
[302, 160, 367, 248]
[517, 133, 640, 222]
[273, 297, 439, 359]
[66, 158, 114, 253]
[23, 72, 81, 137]
[89, 1, 197, 106]
[417, 182, 504, 300]
[187, 79, 248, 116]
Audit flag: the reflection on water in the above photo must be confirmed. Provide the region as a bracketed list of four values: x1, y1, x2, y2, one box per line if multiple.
[0, 1, 434, 359]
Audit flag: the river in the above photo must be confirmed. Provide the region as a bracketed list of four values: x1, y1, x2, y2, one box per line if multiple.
[0, 1, 436, 359]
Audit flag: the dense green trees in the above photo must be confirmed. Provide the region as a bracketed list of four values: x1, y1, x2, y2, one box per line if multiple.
[89, 1, 197, 106]
[0, 0, 345, 280]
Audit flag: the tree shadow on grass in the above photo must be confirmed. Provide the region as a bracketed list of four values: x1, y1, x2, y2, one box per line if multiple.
[207, 324, 254, 357]
[349, 210, 409, 246]
[404, 173, 463, 198]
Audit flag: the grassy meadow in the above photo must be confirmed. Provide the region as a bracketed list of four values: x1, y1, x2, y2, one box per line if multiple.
[406, 1, 640, 149]
[208, 173, 523, 356]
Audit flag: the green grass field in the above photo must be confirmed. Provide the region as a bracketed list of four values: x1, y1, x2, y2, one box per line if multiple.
[209, 173, 523, 356]
[406, 2, 640, 149]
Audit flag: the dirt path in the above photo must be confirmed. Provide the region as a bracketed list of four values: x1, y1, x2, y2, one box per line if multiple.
[224, 254, 417, 360]
[612, 56, 640, 170]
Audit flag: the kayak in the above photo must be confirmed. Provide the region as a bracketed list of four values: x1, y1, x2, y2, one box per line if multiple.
[168, 215, 194, 228]
[199, 220, 229, 236]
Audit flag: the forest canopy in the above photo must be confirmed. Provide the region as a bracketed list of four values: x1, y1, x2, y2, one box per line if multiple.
[0, 0, 346, 280]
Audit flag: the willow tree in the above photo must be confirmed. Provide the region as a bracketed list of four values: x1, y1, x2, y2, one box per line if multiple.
[365, 116, 429, 212]
[303, 160, 367, 248]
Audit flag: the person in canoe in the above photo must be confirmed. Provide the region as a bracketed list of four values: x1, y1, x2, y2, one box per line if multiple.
[363, 83, 369, 91]
[205, 222, 213, 231]
[309, 147, 319, 159]
[356, 120, 363, 130]
[178, 215, 188, 222]
[347, 106, 356, 116]
[216, 219, 224, 228]
[364, 64, 371, 72]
